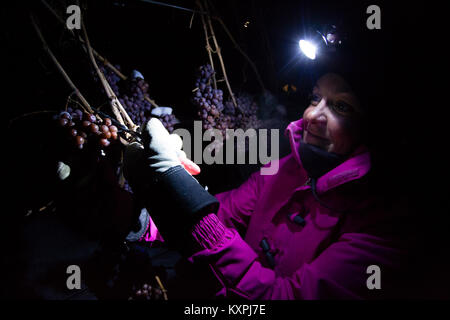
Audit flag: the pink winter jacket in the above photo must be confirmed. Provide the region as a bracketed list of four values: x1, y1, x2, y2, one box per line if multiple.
[141, 118, 404, 299]
[186, 118, 405, 300]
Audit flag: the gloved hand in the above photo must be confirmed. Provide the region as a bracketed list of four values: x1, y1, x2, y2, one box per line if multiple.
[124, 118, 199, 183]
[123, 118, 218, 246]
[142, 117, 181, 173]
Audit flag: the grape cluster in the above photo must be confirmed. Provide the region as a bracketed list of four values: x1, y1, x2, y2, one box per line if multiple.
[118, 83, 153, 127]
[93, 61, 178, 132]
[224, 93, 261, 130]
[93, 63, 122, 96]
[129, 77, 150, 99]
[192, 64, 233, 135]
[158, 113, 178, 133]
[192, 65, 262, 135]
[55, 107, 119, 150]
[128, 282, 164, 300]
[191, 65, 264, 155]
[119, 77, 178, 133]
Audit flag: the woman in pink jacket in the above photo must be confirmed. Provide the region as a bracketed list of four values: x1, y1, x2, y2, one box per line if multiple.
[124, 73, 407, 300]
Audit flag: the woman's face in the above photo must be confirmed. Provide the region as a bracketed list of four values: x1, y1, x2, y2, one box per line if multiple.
[302, 73, 364, 155]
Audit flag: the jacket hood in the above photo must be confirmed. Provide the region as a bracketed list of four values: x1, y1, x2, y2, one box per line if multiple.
[284, 118, 371, 194]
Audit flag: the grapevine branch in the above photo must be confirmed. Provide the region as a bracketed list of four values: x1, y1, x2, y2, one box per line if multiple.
[196, 0, 217, 90]
[189, 11, 196, 29]
[30, 14, 94, 114]
[31, 14, 135, 146]
[40, 0, 159, 108]
[40, 0, 127, 81]
[202, 0, 240, 112]
[155, 275, 168, 301]
[86, 47, 160, 108]
[214, 17, 266, 92]
[80, 18, 135, 133]
[42, 0, 264, 103]
[205, 0, 266, 92]
[91, 50, 160, 108]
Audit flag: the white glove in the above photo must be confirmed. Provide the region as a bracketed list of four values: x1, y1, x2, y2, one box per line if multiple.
[143, 118, 182, 173]
[124, 118, 199, 182]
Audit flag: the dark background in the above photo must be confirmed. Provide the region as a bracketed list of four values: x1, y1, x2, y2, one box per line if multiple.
[2, 0, 406, 120]
[2, 0, 449, 299]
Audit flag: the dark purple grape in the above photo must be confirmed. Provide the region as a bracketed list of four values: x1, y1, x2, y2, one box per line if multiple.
[60, 112, 71, 119]
[75, 136, 84, 145]
[104, 118, 112, 126]
[102, 131, 112, 139]
[90, 123, 99, 133]
[100, 138, 110, 147]
[74, 110, 83, 120]
[59, 118, 69, 127]
[100, 125, 109, 133]
[88, 114, 96, 123]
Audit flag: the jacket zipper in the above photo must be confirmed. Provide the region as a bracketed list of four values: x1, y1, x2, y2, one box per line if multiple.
[302, 178, 312, 187]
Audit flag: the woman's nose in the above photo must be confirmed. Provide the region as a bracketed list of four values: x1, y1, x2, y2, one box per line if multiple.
[309, 99, 328, 124]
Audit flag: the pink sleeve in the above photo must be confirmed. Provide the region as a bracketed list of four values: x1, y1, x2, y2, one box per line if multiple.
[140, 214, 164, 242]
[214, 170, 263, 236]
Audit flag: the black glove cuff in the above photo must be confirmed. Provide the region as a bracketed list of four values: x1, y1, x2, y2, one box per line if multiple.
[142, 165, 219, 247]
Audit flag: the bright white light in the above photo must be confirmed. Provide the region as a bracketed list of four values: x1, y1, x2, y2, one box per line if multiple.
[299, 40, 317, 60]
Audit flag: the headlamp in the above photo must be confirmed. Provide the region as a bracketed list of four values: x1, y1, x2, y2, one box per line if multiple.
[299, 24, 343, 60]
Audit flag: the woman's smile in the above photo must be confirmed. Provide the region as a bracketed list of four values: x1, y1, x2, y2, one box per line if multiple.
[304, 129, 330, 146]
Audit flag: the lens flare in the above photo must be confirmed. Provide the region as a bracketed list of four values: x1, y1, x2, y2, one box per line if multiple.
[299, 40, 317, 60]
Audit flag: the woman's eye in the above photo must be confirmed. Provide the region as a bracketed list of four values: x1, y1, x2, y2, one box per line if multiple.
[309, 93, 321, 104]
[332, 103, 352, 114]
